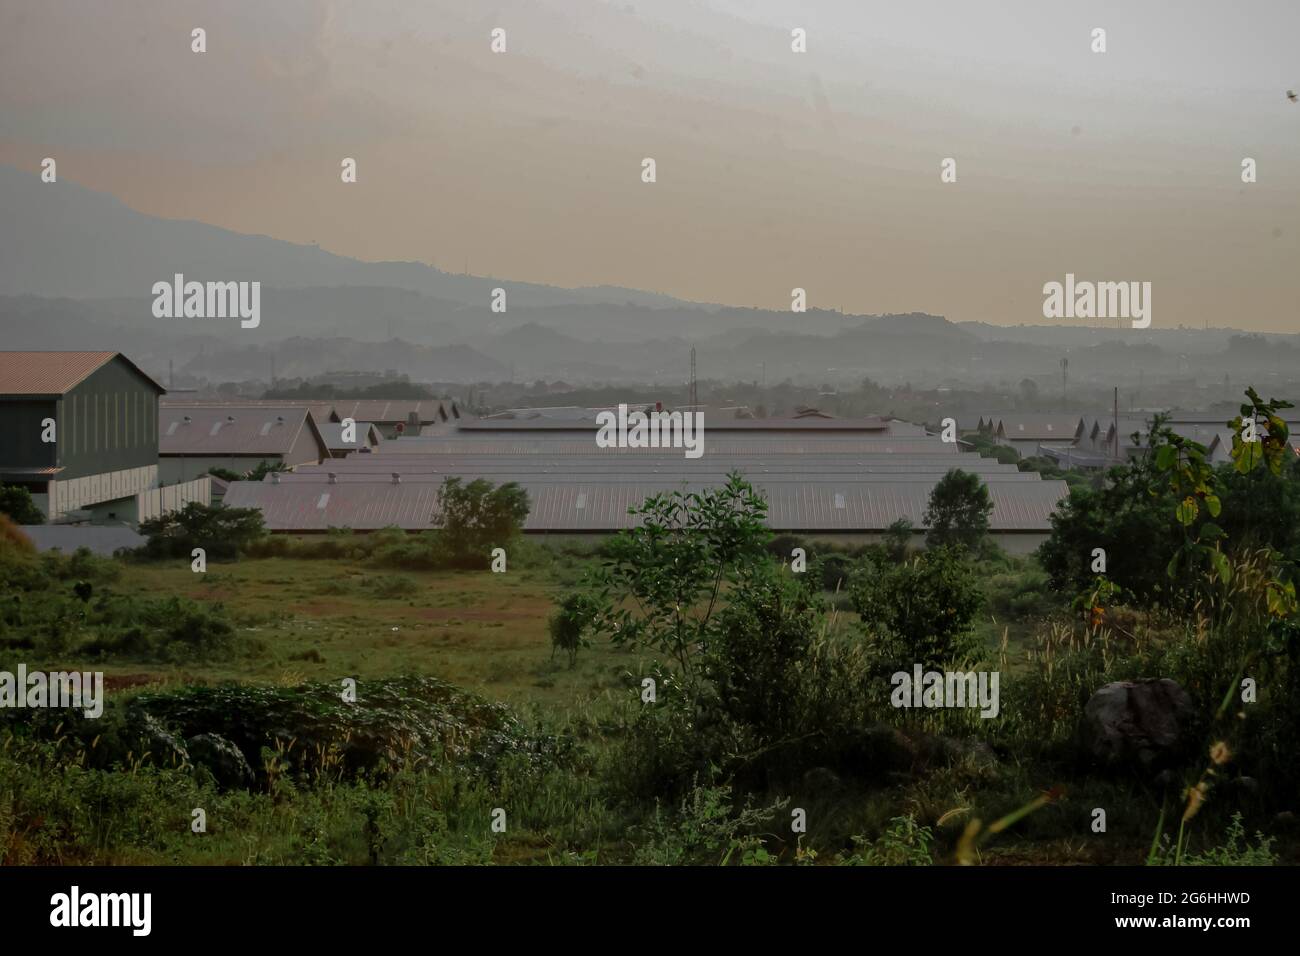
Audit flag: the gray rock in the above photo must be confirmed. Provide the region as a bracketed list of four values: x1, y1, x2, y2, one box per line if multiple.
[129, 712, 189, 768]
[185, 733, 255, 789]
[1083, 679, 1194, 768]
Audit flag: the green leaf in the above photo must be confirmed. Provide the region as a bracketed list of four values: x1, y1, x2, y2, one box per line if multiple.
[1203, 494, 1221, 518]
[1198, 521, 1225, 542]
[1175, 496, 1198, 526]
[1154, 445, 1177, 470]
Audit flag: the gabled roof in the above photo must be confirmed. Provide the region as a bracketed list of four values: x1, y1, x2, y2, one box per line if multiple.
[993, 415, 1085, 441]
[327, 400, 457, 425]
[316, 421, 382, 451]
[0, 351, 165, 397]
[159, 405, 325, 457]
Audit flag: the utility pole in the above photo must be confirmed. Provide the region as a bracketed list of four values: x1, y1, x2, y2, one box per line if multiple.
[689, 347, 698, 408]
[1113, 386, 1119, 460]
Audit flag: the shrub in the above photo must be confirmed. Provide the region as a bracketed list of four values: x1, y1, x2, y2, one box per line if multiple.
[548, 592, 598, 667]
[842, 815, 935, 866]
[924, 469, 993, 550]
[433, 478, 529, 569]
[138, 502, 265, 561]
[0, 483, 44, 524]
[852, 547, 984, 668]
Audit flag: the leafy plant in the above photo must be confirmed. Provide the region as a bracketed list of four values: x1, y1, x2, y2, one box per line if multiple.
[924, 469, 993, 550]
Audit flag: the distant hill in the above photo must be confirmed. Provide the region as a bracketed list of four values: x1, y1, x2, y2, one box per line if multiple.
[0, 164, 707, 310]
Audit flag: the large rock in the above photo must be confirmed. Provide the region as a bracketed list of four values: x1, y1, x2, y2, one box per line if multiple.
[1083, 679, 1194, 768]
[185, 733, 255, 790]
[128, 711, 189, 769]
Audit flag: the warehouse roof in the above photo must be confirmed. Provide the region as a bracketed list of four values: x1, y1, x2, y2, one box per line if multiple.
[159, 398, 460, 426]
[460, 415, 891, 432]
[326, 400, 459, 425]
[992, 415, 1086, 441]
[379, 437, 955, 456]
[159, 405, 325, 457]
[224, 477, 1068, 533]
[0, 351, 164, 397]
[316, 421, 382, 452]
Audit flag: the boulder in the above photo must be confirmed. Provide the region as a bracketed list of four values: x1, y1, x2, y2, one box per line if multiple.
[128, 711, 189, 769]
[185, 733, 255, 790]
[1083, 679, 1194, 768]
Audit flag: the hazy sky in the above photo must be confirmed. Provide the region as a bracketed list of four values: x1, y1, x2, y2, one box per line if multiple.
[1, 0, 1297, 330]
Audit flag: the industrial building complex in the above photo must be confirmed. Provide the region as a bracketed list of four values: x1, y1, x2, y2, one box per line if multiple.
[221, 409, 1070, 553]
[5, 351, 1183, 554]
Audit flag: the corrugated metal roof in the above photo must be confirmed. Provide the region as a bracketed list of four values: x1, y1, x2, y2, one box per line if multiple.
[328, 400, 454, 424]
[460, 415, 890, 432]
[0, 351, 164, 396]
[381, 438, 956, 456]
[159, 405, 319, 456]
[280, 459, 1033, 482]
[224, 477, 1068, 533]
[160, 398, 459, 425]
[316, 421, 381, 450]
[994, 415, 1086, 440]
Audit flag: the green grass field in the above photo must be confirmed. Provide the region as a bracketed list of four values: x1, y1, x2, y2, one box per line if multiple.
[92, 556, 640, 710]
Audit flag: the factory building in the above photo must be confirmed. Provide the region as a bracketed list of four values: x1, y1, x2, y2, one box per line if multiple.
[0, 351, 208, 523]
[223, 412, 1070, 554]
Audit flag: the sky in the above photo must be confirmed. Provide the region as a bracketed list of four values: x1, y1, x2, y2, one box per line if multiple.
[0, 0, 1297, 330]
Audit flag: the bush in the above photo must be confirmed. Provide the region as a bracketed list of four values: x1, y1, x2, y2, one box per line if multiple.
[138, 503, 265, 561]
[548, 592, 598, 667]
[924, 469, 993, 550]
[434, 478, 529, 569]
[0, 483, 44, 524]
[851, 547, 984, 668]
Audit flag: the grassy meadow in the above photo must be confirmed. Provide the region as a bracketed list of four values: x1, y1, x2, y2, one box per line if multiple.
[2, 500, 1297, 866]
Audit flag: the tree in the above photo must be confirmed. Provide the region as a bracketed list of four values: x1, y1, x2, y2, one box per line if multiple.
[1018, 377, 1040, 405]
[0, 483, 45, 524]
[882, 518, 914, 563]
[433, 477, 529, 568]
[548, 592, 598, 667]
[139, 502, 265, 560]
[582, 472, 770, 684]
[851, 547, 984, 668]
[924, 469, 993, 549]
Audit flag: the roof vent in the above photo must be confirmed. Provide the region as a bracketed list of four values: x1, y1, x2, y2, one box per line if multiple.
[182, 415, 192, 424]
[327, 473, 337, 484]
[271, 472, 280, 484]
[834, 493, 846, 510]
[576, 493, 587, 510]
[392, 473, 401, 485]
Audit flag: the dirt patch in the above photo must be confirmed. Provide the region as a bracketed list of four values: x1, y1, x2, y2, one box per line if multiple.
[103, 673, 166, 691]
[417, 606, 541, 623]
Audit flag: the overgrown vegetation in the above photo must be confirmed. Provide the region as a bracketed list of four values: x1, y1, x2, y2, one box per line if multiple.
[3, 390, 1299, 865]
